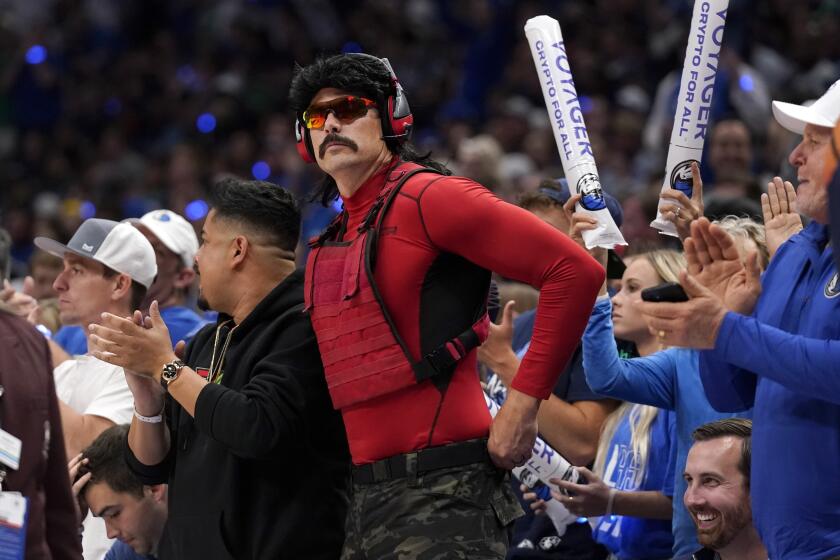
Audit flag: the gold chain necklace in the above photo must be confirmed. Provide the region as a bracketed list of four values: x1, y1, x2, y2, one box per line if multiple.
[208, 320, 237, 385]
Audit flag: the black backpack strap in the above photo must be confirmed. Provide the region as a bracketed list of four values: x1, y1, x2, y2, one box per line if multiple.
[412, 313, 490, 383]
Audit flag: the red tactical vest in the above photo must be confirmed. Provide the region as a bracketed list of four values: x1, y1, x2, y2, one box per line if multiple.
[304, 163, 490, 410]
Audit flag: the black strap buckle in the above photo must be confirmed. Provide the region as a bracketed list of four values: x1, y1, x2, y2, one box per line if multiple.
[417, 345, 459, 382]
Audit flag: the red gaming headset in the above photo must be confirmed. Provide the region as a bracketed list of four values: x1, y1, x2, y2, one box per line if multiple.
[295, 53, 414, 163]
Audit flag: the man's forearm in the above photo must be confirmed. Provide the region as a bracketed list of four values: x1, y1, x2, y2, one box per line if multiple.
[538, 398, 617, 466]
[127, 414, 171, 466]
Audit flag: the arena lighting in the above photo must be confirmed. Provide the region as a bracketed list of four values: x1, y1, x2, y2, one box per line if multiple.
[739, 74, 755, 92]
[251, 161, 271, 181]
[185, 199, 209, 221]
[79, 201, 96, 219]
[196, 113, 216, 134]
[25, 45, 47, 65]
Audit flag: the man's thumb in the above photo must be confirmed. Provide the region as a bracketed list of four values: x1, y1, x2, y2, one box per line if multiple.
[501, 300, 515, 326]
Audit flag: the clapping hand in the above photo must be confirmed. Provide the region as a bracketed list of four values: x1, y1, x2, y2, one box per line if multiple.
[684, 218, 761, 315]
[762, 177, 802, 258]
[659, 161, 705, 241]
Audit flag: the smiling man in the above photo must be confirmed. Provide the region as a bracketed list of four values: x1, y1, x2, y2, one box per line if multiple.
[288, 53, 604, 558]
[683, 418, 764, 560]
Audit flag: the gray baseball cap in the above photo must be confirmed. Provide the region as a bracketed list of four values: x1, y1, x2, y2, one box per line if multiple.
[35, 218, 157, 288]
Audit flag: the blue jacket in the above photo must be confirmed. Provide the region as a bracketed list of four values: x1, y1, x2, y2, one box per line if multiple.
[582, 298, 747, 557]
[700, 222, 840, 560]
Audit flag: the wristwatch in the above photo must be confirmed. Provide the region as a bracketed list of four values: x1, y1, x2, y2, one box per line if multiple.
[160, 359, 185, 390]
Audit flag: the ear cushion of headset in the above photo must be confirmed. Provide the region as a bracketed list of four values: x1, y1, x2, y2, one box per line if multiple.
[295, 122, 315, 163]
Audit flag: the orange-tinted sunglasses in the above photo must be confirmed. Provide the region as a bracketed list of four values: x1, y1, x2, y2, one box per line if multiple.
[302, 96, 377, 130]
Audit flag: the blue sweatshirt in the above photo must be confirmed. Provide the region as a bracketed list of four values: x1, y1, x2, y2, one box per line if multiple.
[700, 222, 840, 560]
[582, 298, 747, 557]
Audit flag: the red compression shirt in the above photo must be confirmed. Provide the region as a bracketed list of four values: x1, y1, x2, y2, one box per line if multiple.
[336, 161, 604, 464]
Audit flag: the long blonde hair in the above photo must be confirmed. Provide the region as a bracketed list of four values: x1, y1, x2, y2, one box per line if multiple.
[593, 402, 660, 488]
[593, 248, 685, 487]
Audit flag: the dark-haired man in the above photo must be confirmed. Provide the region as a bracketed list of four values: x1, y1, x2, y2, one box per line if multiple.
[682, 418, 764, 560]
[289, 53, 603, 557]
[76, 425, 167, 560]
[89, 178, 350, 558]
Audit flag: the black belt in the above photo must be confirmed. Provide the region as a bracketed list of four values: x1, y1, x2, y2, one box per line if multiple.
[352, 438, 490, 484]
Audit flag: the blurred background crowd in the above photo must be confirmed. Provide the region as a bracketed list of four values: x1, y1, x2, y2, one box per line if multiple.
[1, 0, 838, 277]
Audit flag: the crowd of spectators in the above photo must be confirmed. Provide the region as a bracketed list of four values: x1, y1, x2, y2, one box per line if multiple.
[1, 0, 839, 277]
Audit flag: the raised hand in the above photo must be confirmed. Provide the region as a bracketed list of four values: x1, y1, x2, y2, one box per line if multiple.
[477, 300, 518, 386]
[659, 161, 705, 241]
[88, 302, 174, 414]
[563, 194, 607, 269]
[762, 177, 802, 258]
[684, 218, 761, 315]
[0, 278, 38, 318]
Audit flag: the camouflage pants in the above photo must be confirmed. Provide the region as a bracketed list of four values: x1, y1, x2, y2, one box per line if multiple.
[341, 461, 524, 560]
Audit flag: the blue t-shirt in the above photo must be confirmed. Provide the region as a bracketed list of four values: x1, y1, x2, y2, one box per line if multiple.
[54, 324, 88, 355]
[701, 222, 840, 559]
[582, 298, 750, 557]
[594, 405, 676, 560]
[103, 539, 155, 560]
[53, 305, 208, 355]
[159, 305, 209, 347]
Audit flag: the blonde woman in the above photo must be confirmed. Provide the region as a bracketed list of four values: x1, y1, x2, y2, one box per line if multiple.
[548, 250, 683, 560]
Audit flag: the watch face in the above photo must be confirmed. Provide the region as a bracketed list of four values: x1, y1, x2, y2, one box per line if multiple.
[162, 361, 183, 382]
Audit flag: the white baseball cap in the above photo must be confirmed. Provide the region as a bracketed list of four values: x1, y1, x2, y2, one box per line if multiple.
[772, 79, 840, 134]
[35, 218, 158, 288]
[130, 210, 199, 268]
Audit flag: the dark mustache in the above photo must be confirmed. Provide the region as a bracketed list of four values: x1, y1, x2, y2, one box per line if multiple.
[319, 133, 358, 158]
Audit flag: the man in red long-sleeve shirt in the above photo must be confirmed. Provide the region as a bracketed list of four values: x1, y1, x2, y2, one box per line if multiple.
[289, 53, 604, 558]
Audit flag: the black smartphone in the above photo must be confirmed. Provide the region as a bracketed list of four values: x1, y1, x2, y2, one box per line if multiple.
[640, 282, 689, 303]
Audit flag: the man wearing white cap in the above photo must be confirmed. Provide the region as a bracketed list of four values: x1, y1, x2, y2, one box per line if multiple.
[130, 209, 208, 346]
[53, 209, 208, 355]
[35, 218, 157, 560]
[639, 79, 840, 560]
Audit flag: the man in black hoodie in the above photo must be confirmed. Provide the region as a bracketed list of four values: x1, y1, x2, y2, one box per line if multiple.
[88, 178, 350, 559]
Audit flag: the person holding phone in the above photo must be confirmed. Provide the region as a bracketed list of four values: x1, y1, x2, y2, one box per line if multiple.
[558, 196, 767, 558]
